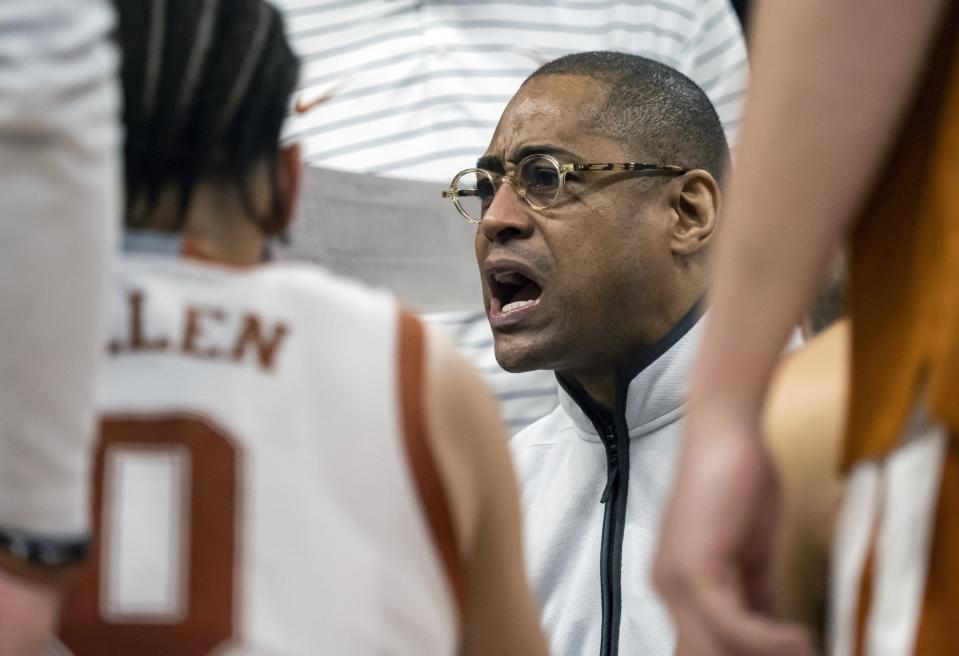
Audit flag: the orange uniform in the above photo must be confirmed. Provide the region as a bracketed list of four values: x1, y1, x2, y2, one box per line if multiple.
[839, 3, 959, 653]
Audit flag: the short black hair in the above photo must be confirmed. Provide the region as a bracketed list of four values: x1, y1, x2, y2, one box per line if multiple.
[115, 0, 300, 231]
[525, 51, 729, 183]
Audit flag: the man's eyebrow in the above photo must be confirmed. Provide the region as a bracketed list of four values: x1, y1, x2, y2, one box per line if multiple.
[478, 145, 584, 172]
[513, 145, 584, 164]
[476, 154, 503, 172]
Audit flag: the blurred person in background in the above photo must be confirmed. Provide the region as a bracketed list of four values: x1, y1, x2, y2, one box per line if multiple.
[54, 2, 546, 655]
[445, 50, 728, 656]
[0, 0, 120, 653]
[655, 1, 959, 654]
[276, 0, 749, 436]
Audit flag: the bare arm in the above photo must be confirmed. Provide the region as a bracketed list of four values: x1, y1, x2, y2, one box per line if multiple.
[424, 328, 548, 656]
[690, 0, 946, 420]
[655, 2, 948, 654]
[0, 559, 63, 656]
[763, 321, 848, 642]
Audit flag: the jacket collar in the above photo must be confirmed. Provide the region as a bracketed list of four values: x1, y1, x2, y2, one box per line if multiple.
[556, 302, 705, 442]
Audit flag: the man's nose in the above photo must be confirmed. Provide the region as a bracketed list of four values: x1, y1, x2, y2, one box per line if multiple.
[479, 179, 535, 244]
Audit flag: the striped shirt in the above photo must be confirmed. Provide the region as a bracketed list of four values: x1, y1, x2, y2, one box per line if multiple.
[277, 0, 748, 433]
[280, 0, 746, 179]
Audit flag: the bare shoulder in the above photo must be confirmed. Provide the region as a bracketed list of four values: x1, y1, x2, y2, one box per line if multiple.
[762, 319, 849, 636]
[765, 319, 850, 441]
[422, 325, 508, 556]
[421, 325, 548, 656]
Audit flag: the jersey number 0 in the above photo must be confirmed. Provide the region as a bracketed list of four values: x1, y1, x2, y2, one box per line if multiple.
[59, 416, 240, 655]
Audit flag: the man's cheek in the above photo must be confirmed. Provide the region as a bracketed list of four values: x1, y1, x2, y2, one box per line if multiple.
[474, 229, 488, 262]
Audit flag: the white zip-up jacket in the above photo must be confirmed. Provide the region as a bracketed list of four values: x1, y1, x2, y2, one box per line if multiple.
[510, 305, 703, 656]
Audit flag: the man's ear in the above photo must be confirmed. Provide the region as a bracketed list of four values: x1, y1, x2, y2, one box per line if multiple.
[271, 142, 303, 235]
[668, 169, 720, 257]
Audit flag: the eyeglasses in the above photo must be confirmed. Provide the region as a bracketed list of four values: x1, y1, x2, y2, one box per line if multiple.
[441, 153, 687, 223]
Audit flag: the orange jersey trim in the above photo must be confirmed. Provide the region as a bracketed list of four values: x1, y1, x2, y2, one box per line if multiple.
[396, 311, 469, 625]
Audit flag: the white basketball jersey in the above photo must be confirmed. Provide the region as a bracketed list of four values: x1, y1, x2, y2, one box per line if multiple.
[58, 253, 460, 655]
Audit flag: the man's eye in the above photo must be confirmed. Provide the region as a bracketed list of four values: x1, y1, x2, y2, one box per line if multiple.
[527, 168, 559, 190]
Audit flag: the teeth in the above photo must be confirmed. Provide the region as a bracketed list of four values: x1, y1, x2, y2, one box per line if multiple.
[493, 271, 529, 285]
[502, 299, 536, 313]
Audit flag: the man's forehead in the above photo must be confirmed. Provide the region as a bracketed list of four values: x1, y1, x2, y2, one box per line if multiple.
[481, 75, 612, 167]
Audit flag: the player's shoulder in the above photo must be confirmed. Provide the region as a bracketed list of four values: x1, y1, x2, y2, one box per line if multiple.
[763, 319, 849, 471]
[767, 319, 849, 417]
[121, 254, 395, 316]
[764, 323, 847, 635]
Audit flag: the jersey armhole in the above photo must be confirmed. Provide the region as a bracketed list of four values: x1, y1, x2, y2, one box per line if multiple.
[396, 311, 469, 625]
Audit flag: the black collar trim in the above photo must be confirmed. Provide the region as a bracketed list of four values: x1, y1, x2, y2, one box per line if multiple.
[556, 374, 614, 431]
[617, 299, 703, 385]
[555, 298, 704, 424]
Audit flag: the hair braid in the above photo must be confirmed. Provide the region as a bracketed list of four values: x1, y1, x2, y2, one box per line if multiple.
[115, 0, 300, 231]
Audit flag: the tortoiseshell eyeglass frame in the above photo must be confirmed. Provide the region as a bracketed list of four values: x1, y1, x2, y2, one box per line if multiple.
[441, 153, 687, 223]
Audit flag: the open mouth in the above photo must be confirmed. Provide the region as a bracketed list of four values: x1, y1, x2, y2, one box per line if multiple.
[488, 269, 544, 314]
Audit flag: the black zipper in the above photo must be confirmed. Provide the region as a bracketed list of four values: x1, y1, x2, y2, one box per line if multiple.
[552, 383, 631, 656]
[597, 414, 630, 656]
[557, 299, 704, 656]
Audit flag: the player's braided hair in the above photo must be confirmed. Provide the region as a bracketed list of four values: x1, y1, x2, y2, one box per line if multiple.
[115, 0, 300, 231]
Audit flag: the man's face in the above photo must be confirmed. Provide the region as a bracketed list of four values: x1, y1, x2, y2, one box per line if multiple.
[475, 74, 678, 374]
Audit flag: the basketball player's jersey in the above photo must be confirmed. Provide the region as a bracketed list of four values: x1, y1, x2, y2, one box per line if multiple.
[57, 253, 459, 655]
[846, 1, 959, 467]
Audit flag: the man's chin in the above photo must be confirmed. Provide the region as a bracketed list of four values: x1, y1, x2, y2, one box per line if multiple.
[492, 336, 556, 373]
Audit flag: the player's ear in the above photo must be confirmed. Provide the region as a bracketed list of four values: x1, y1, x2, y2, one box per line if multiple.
[668, 169, 719, 257]
[274, 142, 303, 234]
